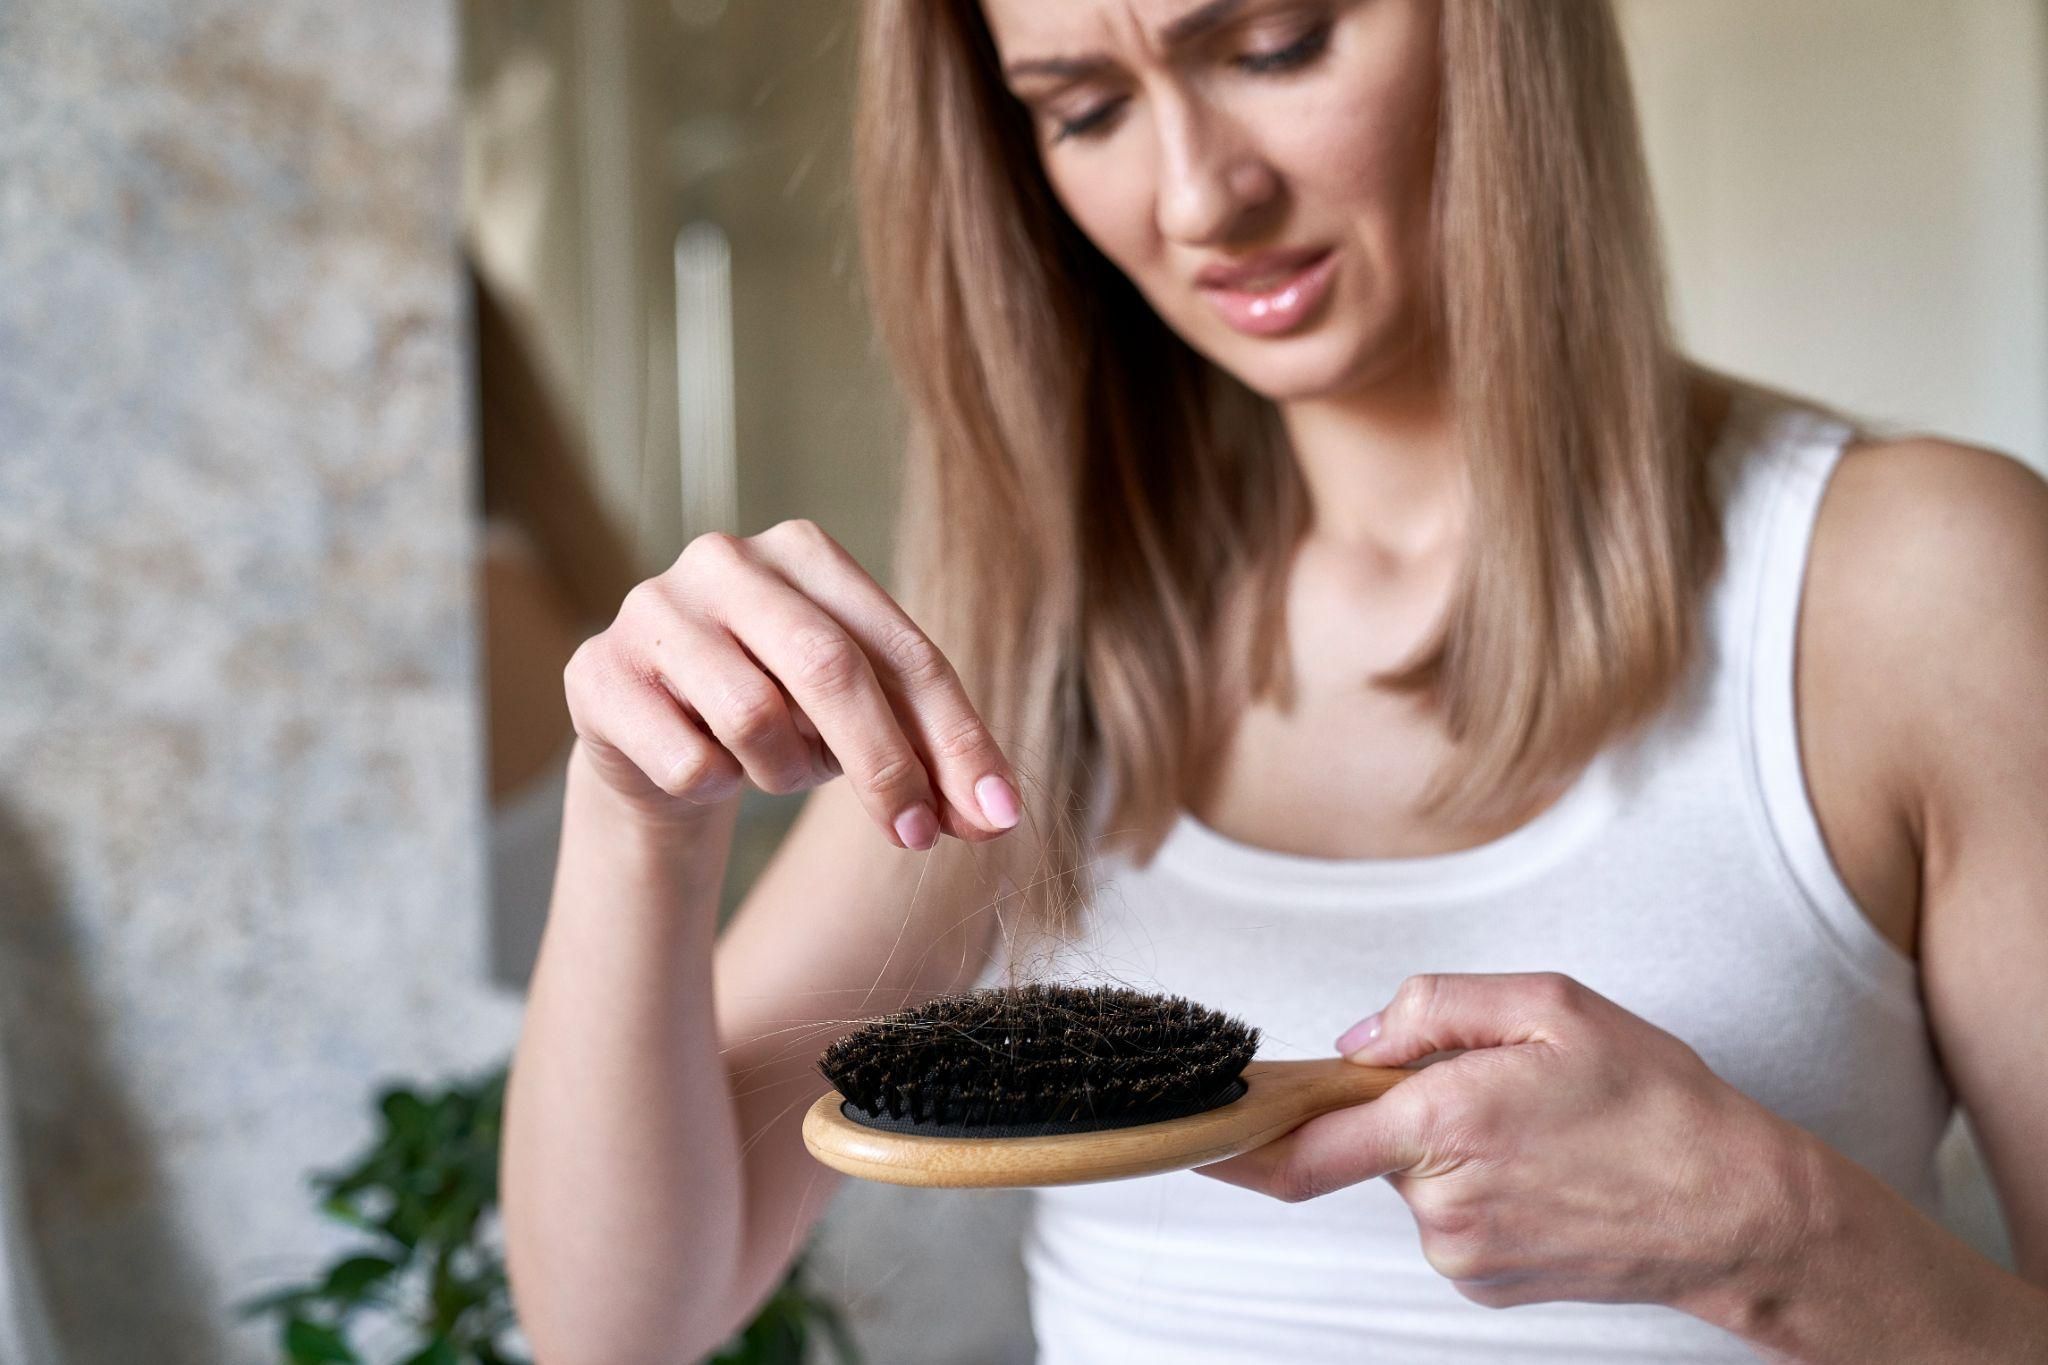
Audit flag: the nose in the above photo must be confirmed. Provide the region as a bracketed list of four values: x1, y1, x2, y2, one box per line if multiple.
[1153, 94, 1278, 246]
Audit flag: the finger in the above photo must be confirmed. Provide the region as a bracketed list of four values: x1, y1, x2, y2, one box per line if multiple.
[1196, 1081, 1435, 1201]
[1336, 972, 1582, 1068]
[789, 691, 819, 741]
[684, 543, 941, 849]
[565, 643, 744, 804]
[750, 521, 1020, 839]
[653, 621, 824, 795]
[1450, 1278, 1535, 1310]
[782, 685, 840, 775]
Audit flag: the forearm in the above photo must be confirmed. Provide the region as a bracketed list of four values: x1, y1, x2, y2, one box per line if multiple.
[1689, 1123, 2048, 1362]
[502, 744, 745, 1365]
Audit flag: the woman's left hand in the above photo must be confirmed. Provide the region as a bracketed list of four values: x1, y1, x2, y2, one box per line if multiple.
[1196, 971, 1819, 1316]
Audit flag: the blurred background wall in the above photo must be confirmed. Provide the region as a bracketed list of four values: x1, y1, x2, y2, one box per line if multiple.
[0, 1, 521, 1360]
[1623, 0, 2048, 464]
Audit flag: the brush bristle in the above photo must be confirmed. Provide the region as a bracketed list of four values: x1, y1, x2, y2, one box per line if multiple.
[817, 982, 1259, 1134]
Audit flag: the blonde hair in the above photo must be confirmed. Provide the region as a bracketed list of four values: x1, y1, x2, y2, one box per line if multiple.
[854, 0, 1726, 934]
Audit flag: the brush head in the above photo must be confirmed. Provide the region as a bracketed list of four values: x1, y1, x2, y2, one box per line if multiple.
[816, 982, 1260, 1137]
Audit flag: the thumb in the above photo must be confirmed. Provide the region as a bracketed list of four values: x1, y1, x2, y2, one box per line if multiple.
[1197, 1079, 1433, 1198]
[1335, 971, 1569, 1067]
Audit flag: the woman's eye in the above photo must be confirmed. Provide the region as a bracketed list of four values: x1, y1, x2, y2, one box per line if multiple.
[1044, 16, 1332, 145]
[1234, 20, 1333, 74]
[1053, 99, 1126, 144]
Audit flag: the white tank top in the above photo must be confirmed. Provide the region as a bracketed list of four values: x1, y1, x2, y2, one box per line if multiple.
[983, 396, 1954, 1363]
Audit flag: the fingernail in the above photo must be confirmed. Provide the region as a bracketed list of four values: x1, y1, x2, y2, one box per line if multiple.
[1335, 1011, 1382, 1056]
[893, 802, 939, 851]
[974, 774, 1021, 830]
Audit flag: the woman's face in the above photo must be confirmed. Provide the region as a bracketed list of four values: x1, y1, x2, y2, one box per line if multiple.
[980, 0, 1442, 402]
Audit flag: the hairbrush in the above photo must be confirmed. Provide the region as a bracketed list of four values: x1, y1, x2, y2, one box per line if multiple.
[801, 982, 1412, 1188]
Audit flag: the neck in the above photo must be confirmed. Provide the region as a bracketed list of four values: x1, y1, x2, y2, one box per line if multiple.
[1278, 356, 1465, 570]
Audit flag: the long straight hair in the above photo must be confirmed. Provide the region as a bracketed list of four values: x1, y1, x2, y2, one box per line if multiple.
[854, 0, 1726, 934]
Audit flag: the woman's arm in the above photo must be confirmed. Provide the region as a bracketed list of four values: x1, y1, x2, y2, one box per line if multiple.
[504, 750, 1007, 1364]
[501, 519, 1023, 1364]
[1683, 1129, 2048, 1362]
[1858, 440, 2048, 1286]
[1694, 437, 2048, 1359]
[502, 749, 748, 1362]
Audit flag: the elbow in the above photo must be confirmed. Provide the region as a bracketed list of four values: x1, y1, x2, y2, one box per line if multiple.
[508, 1276, 741, 1365]
[503, 1212, 742, 1365]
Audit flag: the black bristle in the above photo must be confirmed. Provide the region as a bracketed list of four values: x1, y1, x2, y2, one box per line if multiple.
[816, 983, 1260, 1136]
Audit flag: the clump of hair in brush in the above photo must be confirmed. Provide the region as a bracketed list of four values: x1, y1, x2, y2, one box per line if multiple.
[817, 982, 1260, 1137]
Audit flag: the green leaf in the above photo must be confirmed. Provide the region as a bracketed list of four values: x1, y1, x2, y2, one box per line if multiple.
[249, 1064, 594, 1365]
[318, 1194, 386, 1236]
[380, 1087, 430, 1134]
[757, 1302, 808, 1365]
[428, 1246, 477, 1331]
[319, 1254, 399, 1304]
[283, 1317, 361, 1364]
[709, 1294, 807, 1365]
[422, 1187, 486, 1250]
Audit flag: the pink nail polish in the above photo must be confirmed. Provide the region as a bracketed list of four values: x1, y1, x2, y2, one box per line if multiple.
[1335, 1011, 1382, 1055]
[975, 774, 1021, 830]
[893, 803, 939, 850]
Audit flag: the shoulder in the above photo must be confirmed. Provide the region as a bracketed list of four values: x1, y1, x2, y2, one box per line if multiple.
[1823, 433, 2048, 558]
[1809, 439, 2048, 1275]
[1784, 433, 2047, 951]
[1811, 434, 2048, 664]
[1805, 433, 2048, 810]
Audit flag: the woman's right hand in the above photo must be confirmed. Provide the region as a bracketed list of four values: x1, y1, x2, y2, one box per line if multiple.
[562, 518, 1022, 849]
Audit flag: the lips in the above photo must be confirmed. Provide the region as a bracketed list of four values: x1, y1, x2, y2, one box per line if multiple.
[1195, 245, 1333, 291]
[1194, 246, 1338, 338]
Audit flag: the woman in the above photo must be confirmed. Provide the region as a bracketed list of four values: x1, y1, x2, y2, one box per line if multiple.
[501, 1, 2048, 1360]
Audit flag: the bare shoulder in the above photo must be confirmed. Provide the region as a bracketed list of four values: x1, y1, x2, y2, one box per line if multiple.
[1811, 436, 2048, 1276]
[1812, 434, 2048, 698]
[1824, 434, 2048, 560]
[1791, 435, 2048, 957]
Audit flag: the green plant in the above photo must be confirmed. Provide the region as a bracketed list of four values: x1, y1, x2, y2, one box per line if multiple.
[241, 1064, 861, 1365]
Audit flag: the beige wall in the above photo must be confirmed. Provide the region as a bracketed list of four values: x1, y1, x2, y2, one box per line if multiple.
[1620, 0, 2048, 468]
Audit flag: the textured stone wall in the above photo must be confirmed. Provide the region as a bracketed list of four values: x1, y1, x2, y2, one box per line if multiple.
[0, 3, 522, 1360]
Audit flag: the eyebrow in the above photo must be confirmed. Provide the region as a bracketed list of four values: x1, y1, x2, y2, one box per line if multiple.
[1001, 0, 1249, 82]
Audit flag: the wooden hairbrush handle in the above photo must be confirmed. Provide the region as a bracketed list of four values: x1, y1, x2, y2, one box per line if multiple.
[801, 1056, 1414, 1189]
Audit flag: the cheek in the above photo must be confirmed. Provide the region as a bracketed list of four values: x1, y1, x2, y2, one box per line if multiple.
[1045, 158, 1158, 278]
[1271, 1, 1442, 270]
[1273, 76, 1435, 258]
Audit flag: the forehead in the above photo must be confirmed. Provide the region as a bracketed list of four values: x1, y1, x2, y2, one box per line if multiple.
[977, 0, 1216, 63]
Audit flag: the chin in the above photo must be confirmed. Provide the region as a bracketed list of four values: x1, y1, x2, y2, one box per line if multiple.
[1209, 327, 1391, 403]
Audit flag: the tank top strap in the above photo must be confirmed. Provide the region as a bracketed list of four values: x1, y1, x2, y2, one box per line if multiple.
[1727, 398, 1922, 1004]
